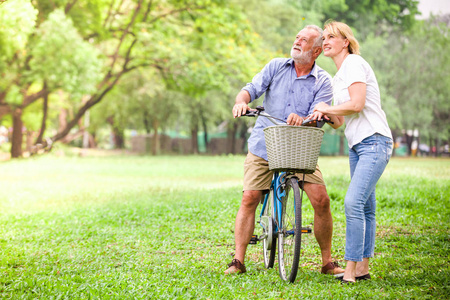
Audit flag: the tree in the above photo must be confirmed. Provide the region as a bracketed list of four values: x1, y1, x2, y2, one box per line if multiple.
[0, 0, 266, 157]
[0, 1, 102, 157]
[387, 19, 450, 155]
[319, 0, 420, 37]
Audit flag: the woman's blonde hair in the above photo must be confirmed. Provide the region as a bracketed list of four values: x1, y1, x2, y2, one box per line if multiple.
[324, 20, 360, 55]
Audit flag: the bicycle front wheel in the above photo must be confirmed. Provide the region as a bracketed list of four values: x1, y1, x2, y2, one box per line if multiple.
[262, 188, 276, 269]
[278, 177, 302, 283]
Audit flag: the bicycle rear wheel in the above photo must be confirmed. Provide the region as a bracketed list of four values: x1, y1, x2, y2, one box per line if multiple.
[278, 177, 302, 282]
[262, 188, 277, 268]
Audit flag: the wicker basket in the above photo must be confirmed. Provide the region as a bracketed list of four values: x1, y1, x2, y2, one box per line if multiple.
[263, 125, 324, 173]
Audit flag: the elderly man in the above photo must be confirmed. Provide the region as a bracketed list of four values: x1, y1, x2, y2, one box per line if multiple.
[225, 25, 344, 276]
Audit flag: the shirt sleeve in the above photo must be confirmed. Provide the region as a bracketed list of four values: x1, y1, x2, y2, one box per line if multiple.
[307, 73, 333, 115]
[242, 59, 283, 102]
[343, 56, 367, 87]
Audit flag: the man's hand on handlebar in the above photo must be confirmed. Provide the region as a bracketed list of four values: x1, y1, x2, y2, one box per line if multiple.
[286, 113, 304, 126]
[233, 103, 251, 118]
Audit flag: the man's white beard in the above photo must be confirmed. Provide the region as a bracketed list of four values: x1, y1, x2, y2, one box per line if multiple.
[291, 48, 313, 65]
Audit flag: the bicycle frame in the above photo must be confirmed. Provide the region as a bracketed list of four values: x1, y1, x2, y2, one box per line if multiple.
[259, 171, 297, 238]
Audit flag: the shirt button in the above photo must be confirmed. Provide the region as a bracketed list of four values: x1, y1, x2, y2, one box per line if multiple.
[288, 104, 290, 106]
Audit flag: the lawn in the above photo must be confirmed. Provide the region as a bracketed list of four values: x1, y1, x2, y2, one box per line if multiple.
[0, 152, 449, 299]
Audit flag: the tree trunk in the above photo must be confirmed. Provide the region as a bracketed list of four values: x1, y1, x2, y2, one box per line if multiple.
[143, 111, 151, 134]
[405, 130, 413, 156]
[435, 138, 440, 157]
[152, 119, 160, 155]
[339, 134, 345, 156]
[199, 109, 208, 153]
[239, 120, 248, 153]
[82, 110, 90, 149]
[58, 108, 70, 143]
[89, 133, 97, 148]
[113, 129, 125, 149]
[391, 130, 397, 157]
[107, 116, 124, 149]
[35, 90, 49, 145]
[26, 130, 34, 153]
[191, 124, 199, 154]
[11, 108, 23, 158]
[225, 121, 238, 154]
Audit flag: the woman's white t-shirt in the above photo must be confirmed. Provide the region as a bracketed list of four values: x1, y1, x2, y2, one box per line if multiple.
[333, 54, 392, 148]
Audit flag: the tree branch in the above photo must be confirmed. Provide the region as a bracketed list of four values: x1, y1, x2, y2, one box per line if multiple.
[103, 0, 116, 28]
[148, 5, 206, 24]
[21, 88, 49, 108]
[65, 0, 78, 14]
[107, 0, 143, 78]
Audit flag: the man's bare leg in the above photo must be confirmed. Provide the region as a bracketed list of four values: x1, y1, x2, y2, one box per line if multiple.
[304, 183, 344, 274]
[224, 190, 262, 274]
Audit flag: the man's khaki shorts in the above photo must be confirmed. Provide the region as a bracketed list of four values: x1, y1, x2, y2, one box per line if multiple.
[243, 151, 325, 191]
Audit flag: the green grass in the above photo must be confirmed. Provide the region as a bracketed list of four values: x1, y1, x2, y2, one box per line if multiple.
[0, 153, 449, 299]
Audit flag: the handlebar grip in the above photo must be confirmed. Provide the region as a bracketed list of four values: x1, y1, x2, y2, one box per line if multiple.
[244, 110, 257, 117]
[302, 118, 334, 128]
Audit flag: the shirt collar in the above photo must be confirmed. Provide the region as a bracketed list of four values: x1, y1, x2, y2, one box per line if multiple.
[286, 59, 319, 78]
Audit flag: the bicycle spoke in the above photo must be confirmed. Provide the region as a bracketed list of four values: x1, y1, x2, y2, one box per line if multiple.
[278, 177, 302, 283]
[261, 188, 276, 268]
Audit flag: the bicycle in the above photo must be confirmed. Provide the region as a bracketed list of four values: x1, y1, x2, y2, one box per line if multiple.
[244, 106, 331, 283]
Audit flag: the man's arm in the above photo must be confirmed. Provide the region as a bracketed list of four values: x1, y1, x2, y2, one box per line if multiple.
[232, 90, 251, 118]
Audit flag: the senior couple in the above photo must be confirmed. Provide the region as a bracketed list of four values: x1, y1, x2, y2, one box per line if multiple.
[226, 21, 393, 284]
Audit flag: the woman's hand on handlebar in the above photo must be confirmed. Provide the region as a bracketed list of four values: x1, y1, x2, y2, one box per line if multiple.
[286, 113, 303, 126]
[233, 103, 251, 118]
[312, 102, 332, 118]
[307, 111, 330, 122]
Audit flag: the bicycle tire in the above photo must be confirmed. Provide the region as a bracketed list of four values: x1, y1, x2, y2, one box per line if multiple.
[277, 177, 302, 282]
[262, 188, 277, 269]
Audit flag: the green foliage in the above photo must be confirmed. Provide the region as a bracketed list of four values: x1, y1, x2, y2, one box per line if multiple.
[4, 85, 22, 106]
[0, 155, 448, 298]
[359, 34, 403, 130]
[320, 0, 420, 36]
[29, 9, 103, 98]
[0, 0, 38, 92]
[233, 0, 324, 55]
[0, 0, 37, 61]
[92, 68, 181, 135]
[382, 19, 450, 139]
[0, 0, 448, 155]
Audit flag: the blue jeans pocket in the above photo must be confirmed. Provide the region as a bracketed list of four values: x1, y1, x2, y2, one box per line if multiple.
[384, 140, 393, 161]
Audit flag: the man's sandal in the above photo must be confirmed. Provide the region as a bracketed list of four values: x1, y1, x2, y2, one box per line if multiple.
[224, 259, 246, 274]
[321, 261, 344, 277]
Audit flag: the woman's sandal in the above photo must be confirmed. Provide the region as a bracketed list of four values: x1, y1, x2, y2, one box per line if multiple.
[355, 273, 371, 281]
[337, 273, 371, 284]
[341, 279, 356, 284]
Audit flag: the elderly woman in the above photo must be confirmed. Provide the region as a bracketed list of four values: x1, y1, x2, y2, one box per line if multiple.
[311, 21, 393, 283]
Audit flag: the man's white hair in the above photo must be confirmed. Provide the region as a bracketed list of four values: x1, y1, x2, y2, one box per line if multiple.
[304, 25, 324, 48]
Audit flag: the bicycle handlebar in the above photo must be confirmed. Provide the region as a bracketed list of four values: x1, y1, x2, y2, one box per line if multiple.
[243, 106, 333, 128]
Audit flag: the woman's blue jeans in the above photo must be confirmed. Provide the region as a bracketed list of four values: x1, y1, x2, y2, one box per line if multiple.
[344, 134, 393, 262]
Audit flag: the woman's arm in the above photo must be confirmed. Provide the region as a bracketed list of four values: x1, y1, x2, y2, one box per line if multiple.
[315, 82, 366, 116]
[328, 115, 345, 129]
[307, 111, 345, 129]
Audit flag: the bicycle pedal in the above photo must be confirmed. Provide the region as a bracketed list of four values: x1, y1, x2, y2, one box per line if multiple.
[249, 235, 258, 244]
[301, 227, 312, 233]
